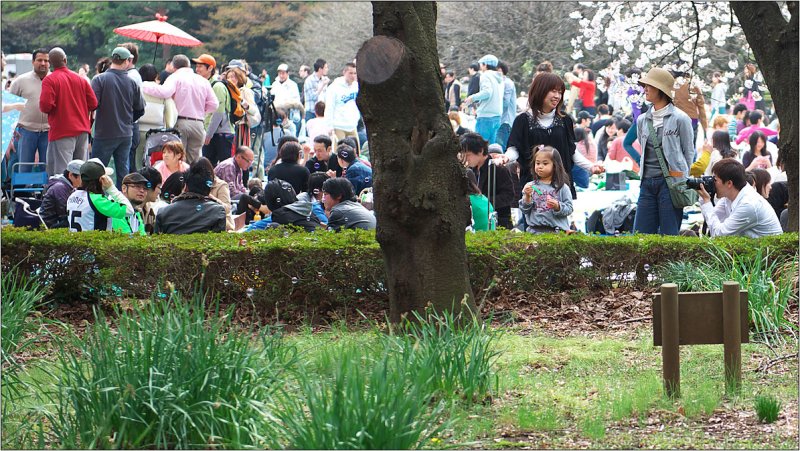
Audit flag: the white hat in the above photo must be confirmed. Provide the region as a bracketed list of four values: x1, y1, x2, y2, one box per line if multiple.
[277, 63, 289, 72]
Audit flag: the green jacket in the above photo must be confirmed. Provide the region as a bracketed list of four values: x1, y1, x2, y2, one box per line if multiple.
[112, 210, 146, 236]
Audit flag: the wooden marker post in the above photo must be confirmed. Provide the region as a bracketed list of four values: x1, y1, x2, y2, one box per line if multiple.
[653, 282, 748, 399]
[722, 281, 742, 392]
[660, 283, 680, 398]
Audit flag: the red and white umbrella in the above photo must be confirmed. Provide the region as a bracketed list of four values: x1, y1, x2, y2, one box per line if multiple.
[113, 14, 202, 63]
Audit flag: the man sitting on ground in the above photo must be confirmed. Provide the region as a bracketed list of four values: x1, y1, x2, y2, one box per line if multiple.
[112, 172, 150, 235]
[137, 166, 164, 234]
[155, 157, 227, 234]
[40, 159, 83, 228]
[321, 177, 376, 231]
[214, 145, 253, 199]
[697, 158, 782, 238]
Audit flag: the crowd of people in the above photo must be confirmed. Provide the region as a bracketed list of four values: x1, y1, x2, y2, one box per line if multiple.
[0, 45, 788, 238]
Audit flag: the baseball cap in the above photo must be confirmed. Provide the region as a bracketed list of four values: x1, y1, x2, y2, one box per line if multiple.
[488, 144, 503, 155]
[111, 47, 132, 60]
[66, 159, 85, 175]
[122, 172, 149, 186]
[80, 158, 113, 182]
[478, 54, 499, 67]
[277, 63, 289, 72]
[192, 54, 216, 68]
[228, 59, 246, 70]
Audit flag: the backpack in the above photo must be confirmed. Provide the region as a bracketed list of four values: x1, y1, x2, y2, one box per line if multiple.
[247, 73, 267, 128]
[260, 179, 297, 212]
[211, 80, 245, 125]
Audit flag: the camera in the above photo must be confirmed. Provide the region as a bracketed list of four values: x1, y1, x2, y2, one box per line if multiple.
[686, 176, 715, 195]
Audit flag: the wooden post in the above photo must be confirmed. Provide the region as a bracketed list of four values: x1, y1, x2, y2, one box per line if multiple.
[722, 281, 742, 393]
[660, 283, 680, 398]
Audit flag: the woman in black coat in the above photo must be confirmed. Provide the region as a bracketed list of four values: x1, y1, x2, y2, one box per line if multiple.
[503, 72, 602, 200]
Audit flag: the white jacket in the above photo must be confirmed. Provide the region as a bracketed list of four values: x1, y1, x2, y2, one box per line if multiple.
[324, 77, 360, 131]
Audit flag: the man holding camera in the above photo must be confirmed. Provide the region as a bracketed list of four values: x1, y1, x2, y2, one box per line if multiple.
[696, 159, 782, 238]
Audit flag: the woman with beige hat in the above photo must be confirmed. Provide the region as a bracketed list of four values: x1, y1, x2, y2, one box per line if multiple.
[632, 67, 696, 235]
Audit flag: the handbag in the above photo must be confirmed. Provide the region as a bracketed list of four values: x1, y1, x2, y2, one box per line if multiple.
[646, 121, 697, 209]
[739, 91, 756, 110]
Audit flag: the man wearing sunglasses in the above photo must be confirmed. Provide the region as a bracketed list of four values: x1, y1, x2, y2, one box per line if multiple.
[112, 172, 150, 235]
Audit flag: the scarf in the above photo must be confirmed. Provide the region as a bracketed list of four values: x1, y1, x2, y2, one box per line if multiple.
[226, 80, 245, 120]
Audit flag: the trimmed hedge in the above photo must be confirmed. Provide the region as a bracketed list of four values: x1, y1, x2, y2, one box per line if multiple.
[2, 227, 797, 311]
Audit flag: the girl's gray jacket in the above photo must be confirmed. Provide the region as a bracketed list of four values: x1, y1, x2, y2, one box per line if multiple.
[635, 103, 695, 179]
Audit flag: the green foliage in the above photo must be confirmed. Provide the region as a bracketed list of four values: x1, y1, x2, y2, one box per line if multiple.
[754, 394, 781, 424]
[1, 268, 46, 366]
[1, 268, 47, 446]
[273, 345, 447, 450]
[390, 308, 501, 405]
[38, 291, 295, 449]
[657, 241, 799, 344]
[1, 1, 317, 73]
[2, 228, 796, 317]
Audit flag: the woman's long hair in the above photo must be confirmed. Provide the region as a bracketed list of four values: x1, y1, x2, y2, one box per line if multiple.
[748, 130, 768, 157]
[574, 126, 591, 150]
[711, 130, 735, 159]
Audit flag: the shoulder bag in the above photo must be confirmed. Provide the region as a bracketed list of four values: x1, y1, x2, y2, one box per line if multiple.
[646, 120, 698, 209]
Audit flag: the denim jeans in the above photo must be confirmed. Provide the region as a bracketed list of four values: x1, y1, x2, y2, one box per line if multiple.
[475, 116, 501, 145]
[496, 123, 511, 150]
[202, 133, 234, 167]
[128, 123, 140, 172]
[633, 176, 683, 235]
[571, 165, 590, 189]
[92, 136, 132, 189]
[16, 127, 48, 172]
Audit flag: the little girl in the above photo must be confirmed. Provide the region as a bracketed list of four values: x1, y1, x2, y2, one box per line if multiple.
[519, 145, 574, 233]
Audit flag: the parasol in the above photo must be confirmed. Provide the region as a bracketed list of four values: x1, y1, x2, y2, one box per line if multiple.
[113, 13, 202, 63]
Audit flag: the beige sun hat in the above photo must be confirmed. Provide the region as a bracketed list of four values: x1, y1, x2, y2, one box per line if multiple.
[638, 67, 675, 100]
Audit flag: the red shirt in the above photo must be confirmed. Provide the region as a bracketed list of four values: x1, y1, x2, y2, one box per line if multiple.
[570, 80, 596, 108]
[39, 66, 98, 141]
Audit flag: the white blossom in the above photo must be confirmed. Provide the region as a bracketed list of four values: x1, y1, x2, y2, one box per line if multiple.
[728, 60, 738, 70]
[569, 11, 583, 20]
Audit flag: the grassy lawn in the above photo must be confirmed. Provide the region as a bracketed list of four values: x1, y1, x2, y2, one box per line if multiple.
[3, 308, 797, 449]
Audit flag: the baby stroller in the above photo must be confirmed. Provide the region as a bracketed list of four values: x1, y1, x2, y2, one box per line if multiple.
[143, 128, 182, 168]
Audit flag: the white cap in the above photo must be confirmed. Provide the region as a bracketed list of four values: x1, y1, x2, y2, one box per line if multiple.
[277, 63, 289, 72]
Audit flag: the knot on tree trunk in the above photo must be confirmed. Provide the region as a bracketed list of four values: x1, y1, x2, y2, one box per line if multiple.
[356, 35, 407, 85]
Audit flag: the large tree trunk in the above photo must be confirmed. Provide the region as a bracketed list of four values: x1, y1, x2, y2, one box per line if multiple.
[356, 2, 477, 322]
[732, 2, 798, 232]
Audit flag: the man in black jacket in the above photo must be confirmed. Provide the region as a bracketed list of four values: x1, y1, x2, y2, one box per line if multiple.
[40, 159, 83, 228]
[155, 158, 226, 234]
[461, 133, 515, 229]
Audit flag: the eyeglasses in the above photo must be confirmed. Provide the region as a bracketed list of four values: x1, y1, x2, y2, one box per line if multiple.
[238, 154, 254, 165]
[124, 183, 148, 190]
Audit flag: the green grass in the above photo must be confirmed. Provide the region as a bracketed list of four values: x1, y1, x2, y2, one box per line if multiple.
[30, 292, 296, 449]
[755, 394, 782, 423]
[3, 307, 798, 449]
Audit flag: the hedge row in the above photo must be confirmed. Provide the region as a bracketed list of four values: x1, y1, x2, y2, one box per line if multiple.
[2, 227, 797, 312]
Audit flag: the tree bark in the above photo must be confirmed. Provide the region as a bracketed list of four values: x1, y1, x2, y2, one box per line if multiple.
[357, 2, 477, 322]
[732, 1, 798, 232]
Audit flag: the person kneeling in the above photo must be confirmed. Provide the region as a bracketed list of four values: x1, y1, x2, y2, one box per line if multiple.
[155, 158, 227, 234]
[697, 158, 782, 238]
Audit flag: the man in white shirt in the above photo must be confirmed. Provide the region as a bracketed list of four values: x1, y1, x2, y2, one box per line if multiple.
[271, 63, 302, 132]
[324, 62, 360, 151]
[697, 158, 782, 238]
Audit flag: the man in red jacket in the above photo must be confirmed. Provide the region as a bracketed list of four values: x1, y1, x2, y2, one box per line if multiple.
[39, 47, 98, 176]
